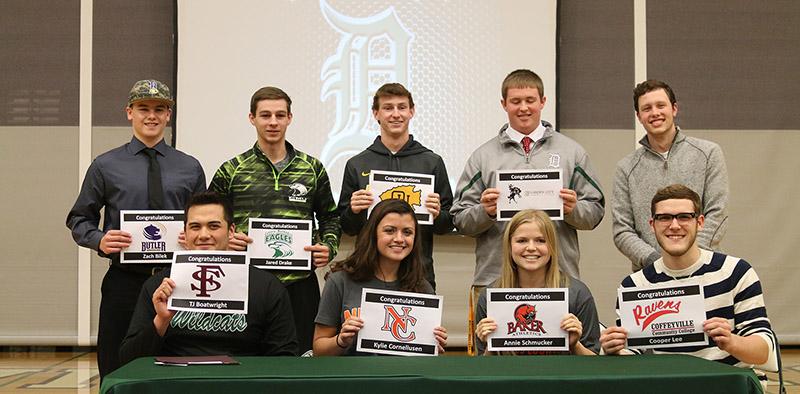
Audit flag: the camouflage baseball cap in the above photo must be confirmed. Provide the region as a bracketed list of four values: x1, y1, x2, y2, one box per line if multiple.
[127, 79, 174, 107]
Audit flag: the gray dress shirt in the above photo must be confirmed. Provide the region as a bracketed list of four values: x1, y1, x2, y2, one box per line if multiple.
[66, 136, 206, 265]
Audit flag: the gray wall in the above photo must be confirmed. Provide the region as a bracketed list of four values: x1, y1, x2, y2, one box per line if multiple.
[0, 0, 176, 344]
[1, 0, 80, 342]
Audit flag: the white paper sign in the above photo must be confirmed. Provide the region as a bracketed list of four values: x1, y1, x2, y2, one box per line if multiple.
[368, 170, 435, 225]
[120, 210, 184, 264]
[495, 169, 563, 221]
[356, 288, 442, 356]
[618, 282, 708, 349]
[168, 251, 249, 314]
[486, 288, 569, 352]
[246, 218, 312, 270]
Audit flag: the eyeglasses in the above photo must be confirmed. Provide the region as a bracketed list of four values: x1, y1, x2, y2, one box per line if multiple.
[652, 212, 697, 224]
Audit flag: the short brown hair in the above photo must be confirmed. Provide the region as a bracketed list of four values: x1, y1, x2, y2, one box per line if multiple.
[372, 83, 414, 111]
[250, 86, 292, 115]
[633, 80, 676, 113]
[650, 184, 701, 216]
[184, 191, 233, 228]
[501, 69, 544, 100]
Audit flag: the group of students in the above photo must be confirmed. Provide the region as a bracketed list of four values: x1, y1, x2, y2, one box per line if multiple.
[66, 70, 775, 385]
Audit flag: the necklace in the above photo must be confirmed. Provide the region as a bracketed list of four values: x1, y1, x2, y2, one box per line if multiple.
[376, 266, 394, 289]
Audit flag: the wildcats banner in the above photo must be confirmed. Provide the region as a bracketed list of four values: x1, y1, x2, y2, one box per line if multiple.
[486, 288, 569, 352]
[356, 288, 442, 356]
[168, 251, 249, 314]
[495, 169, 563, 221]
[618, 282, 708, 349]
[368, 170, 435, 225]
[246, 218, 313, 270]
[120, 210, 184, 264]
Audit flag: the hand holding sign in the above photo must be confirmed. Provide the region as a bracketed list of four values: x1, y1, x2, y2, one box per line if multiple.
[424, 192, 441, 220]
[703, 317, 771, 365]
[475, 317, 498, 345]
[560, 313, 583, 351]
[304, 244, 331, 267]
[703, 317, 734, 351]
[480, 188, 500, 218]
[434, 326, 448, 354]
[228, 232, 253, 251]
[152, 277, 177, 336]
[350, 189, 374, 214]
[559, 189, 577, 215]
[600, 326, 629, 355]
[339, 315, 365, 349]
[100, 230, 132, 254]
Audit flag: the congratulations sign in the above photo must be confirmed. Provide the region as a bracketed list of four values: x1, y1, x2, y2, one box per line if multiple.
[168, 251, 249, 314]
[486, 288, 569, 352]
[246, 218, 312, 270]
[120, 210, 184, 264]
[356, 288, 442, 356]
[495, 169, 563, 221]
[368, 170, 435, 224]
[618, 282, 708, 349]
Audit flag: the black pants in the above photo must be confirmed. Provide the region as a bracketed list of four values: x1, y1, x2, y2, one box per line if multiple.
[285, 274, 320, 355]
[97, 266, 150, 380]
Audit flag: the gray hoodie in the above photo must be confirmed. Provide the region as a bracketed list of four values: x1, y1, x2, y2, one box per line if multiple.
[612, 128, 729, 271]
[451, 122, 605, 286]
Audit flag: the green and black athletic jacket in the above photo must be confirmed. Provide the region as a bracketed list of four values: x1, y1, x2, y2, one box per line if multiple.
[209, 141, 340, 283]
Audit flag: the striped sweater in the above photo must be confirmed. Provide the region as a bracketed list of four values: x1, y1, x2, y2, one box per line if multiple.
[615, 249, 777, 371]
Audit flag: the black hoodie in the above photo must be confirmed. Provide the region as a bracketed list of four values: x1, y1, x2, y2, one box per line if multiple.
[337, 135, 454, 289]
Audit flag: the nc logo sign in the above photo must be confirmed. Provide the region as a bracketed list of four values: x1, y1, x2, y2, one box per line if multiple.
[381, 305, 417, 342]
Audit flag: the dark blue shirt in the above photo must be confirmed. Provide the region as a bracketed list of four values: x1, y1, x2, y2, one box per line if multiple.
[66, 136, 206, 263]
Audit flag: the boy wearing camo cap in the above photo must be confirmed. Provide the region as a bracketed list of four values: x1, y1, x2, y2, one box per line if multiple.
[67, 79, 206, 380]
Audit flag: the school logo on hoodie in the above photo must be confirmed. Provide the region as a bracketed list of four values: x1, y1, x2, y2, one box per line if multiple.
[288, 183, 309, 203]
[547, 153, 561, 168]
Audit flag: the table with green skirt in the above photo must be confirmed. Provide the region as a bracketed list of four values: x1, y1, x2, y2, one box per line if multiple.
[101, 354, 763, 394]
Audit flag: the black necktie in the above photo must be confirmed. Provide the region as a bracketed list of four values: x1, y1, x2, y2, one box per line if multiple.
[144, 148, 164, 209]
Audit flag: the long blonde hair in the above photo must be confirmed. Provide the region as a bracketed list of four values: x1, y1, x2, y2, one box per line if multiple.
[498, 210, 568, 289]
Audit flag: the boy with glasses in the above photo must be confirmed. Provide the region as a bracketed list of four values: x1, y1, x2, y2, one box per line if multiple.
[601, 184, 776, 384]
